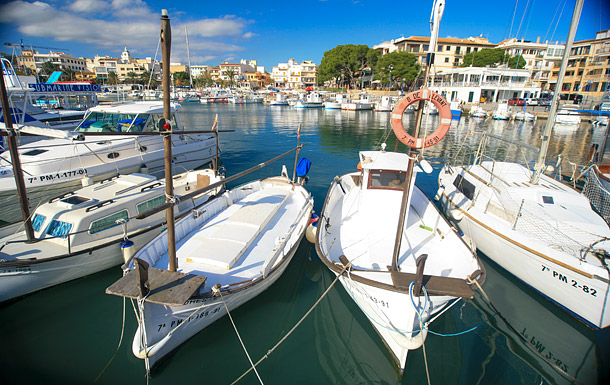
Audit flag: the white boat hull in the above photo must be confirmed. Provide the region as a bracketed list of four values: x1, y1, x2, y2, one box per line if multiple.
[438, 163, 610, 328]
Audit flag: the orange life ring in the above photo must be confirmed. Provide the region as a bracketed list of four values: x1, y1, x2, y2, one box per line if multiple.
[390, 88, 451, 149]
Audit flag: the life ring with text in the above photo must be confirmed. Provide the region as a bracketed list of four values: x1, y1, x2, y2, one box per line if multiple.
[391, 88, 451, 149]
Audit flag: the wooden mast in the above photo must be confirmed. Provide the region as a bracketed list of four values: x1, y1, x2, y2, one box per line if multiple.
[161, 9, 178, 272]
[0, 60, 34, 240]
[391, 0, 445, 271]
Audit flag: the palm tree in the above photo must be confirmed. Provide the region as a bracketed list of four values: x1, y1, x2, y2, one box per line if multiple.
[125, 71, 138, 84]
[62, 68, 75, 81]
[108, 71, 118, 85]
[173, 71, 189, 87]
[224, 69, 236, 88]
[40, 60, 59, 82]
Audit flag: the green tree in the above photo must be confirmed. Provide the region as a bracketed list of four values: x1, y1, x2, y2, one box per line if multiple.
[124, 71, 138, 84]
[224, 69, 236, 87]
[374, 52, 420, 89]
[318, 44, 380, 88]
[139, 71, 158, 88]
[40, 60, 59, 82]
[108, 71, 118, 85]
[461, 48, 507, 68]
[62, 68, 75, 81]
[508, 55, 526, 69]
[173, 71, 189, 87]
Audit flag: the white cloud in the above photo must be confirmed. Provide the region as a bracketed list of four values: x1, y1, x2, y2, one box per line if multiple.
[69, 0, 108, 13]
[242, 32, 256, 39]
[0, 1, 250, 62]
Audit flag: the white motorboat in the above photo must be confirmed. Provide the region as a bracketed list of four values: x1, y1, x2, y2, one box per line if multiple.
[513, 111, 536, 121]
[0, 168, 224, 302]
[107, 173, 313, 370]
[374, 96, 394, 112]
[294, 92, 324, 108]
[315, 149, 483, 371]
[438, 0, 610, 329]
[341, 94, 374, 111]
[555, 105, 582, 125]
[0, 101, 217, 224]
[470, 106, 487, 118]
[492, 103, 511, 120]
[269, 92, 289, 106]
[324, 94, 346, 109]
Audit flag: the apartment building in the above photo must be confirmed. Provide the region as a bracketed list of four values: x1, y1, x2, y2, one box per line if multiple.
[495, 38, 564, 90]
[552, 30, 610, 104]
[271, 59, 318, 88]
[20, 49, 87, 74]
[373, 36, 495, 71]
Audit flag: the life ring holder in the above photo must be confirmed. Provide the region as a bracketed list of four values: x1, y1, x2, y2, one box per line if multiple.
[390, 88, 452, 149]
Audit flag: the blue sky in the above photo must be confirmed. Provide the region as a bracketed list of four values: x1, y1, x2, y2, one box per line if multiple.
[0, 0, 608, 71]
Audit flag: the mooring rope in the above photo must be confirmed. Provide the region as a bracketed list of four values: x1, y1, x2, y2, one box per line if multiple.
[94, 297, 126, 382]
[214, 284, 264, 385]
[231, 261, 351, 384]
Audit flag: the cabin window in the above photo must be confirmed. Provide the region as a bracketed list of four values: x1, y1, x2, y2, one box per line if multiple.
[454, 174, 476, 200]
[150, 114, 178, 133]
[89, 210, 129, 234]
[46, 220, 73, 239]
[542, 196, 554, 204]
[368, 170, 407, 190]
[32, 213, 46, 232]
[60, 195, 90, 206]
[136, 195, 165, 214]
[22, 149, 47, 156]
[76, 112, 150, 133]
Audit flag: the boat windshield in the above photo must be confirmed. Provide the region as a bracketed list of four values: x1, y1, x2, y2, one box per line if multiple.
[76, 112, 151, 133]
[368, 170, 407, 190]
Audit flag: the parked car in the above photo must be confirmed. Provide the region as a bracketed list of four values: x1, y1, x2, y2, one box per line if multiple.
[524, 98, 538, 106]
[508, 98, 525, 106]
[537, 98, 551, 106]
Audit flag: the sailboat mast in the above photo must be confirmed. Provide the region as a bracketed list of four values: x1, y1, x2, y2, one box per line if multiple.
[185, 26, 193, 89]
[0, 62, 34, 240]
[391, 0, 445, 271]
[161, 9, 178, 272]
[531, 0, 584, 184]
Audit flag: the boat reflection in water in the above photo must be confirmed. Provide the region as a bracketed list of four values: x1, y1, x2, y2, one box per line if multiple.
[471, 255, 601, 385]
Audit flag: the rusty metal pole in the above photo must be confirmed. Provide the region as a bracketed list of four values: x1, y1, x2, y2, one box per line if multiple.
[161, 9, 177, 272]
[0, 61, 34, 240]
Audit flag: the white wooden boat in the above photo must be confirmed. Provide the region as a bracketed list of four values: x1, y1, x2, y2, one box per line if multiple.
[269, 93, 289, 106]
[0, 101, 217, 224]
[107, 174, 313, 369]
[374, 96, 394, 112]
[294, 92, 324, 108]
[437, 160, 610, 328]
[555, 105, 581, 125]
[470, 106, 487, 118]
[492, 103, 511, 120]
[513, 111, 536, 121]
[324, 94, 346, 109]
[0, 168, 223, 302]
[315, 149, 483, 371]
[342, 94, 374, 111]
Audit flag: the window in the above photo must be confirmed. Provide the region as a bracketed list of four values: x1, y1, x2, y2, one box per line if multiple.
[137, 195, 165, 214]
[542, 196, 554, 204]
[368, 170, 407, 190]
[89, 210, 129, 234]
[438, 45, 443, 52]
[445, 57, 450, 63]
[453, 174, 475, 200]
[446, 46, 451, 51]
[32, 213, 46, 232]
[466, 47, 471, 54]
[46, 220, 72, 239]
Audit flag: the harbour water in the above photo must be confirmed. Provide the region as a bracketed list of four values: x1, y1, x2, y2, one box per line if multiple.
[1, 102, 609, 384]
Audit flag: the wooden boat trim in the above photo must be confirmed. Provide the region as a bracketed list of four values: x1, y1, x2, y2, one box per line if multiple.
[441, 190, 602, 281]
[315, 177, 485, 298]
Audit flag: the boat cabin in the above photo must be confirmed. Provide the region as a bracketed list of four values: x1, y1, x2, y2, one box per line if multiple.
[358, 150, 414, 191]
[75, 101, 182, 133]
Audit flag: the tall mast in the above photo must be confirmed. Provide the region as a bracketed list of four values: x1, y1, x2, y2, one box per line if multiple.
[531, 0, 584, 184]
[185, 26, 193, 89]
[391, 0, 445, 271]
[161, 9, 178, 272]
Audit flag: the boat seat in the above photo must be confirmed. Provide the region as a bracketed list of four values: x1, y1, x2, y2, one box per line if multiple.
[184, 191, 289, 269]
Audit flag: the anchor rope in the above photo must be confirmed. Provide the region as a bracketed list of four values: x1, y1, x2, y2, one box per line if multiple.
[94, 297, 126, 382]
[216, 286, 264, 385]
[231, 261, 352, 385]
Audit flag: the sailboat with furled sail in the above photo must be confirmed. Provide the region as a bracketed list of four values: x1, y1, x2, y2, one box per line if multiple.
[106, 10, 314, 373]
[437, 0, 610, 329]
[315, 0, 484, 373]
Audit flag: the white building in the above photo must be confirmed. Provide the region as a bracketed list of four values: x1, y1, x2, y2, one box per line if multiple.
[429, 67, 541, 103]
[271, 59, 318, 89]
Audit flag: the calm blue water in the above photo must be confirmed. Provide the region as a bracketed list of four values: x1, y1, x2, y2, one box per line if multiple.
[1, 102, 609, 385]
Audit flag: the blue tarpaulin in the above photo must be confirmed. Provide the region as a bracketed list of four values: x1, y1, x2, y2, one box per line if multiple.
[296, 157, 312, 177]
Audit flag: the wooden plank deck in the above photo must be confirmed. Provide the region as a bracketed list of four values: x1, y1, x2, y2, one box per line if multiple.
[106, 267, 206, 306]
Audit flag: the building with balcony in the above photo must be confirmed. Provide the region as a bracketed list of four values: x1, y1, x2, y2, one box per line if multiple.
[20, 49, 87, 76]
[373, 36, 495, 71]
[551, 30, 610, 104]
[429, 67, 540, 103]
[271, 59, 318, 89]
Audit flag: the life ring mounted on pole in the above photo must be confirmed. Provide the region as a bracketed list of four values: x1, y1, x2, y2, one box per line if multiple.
[391, 88, 452, 149]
